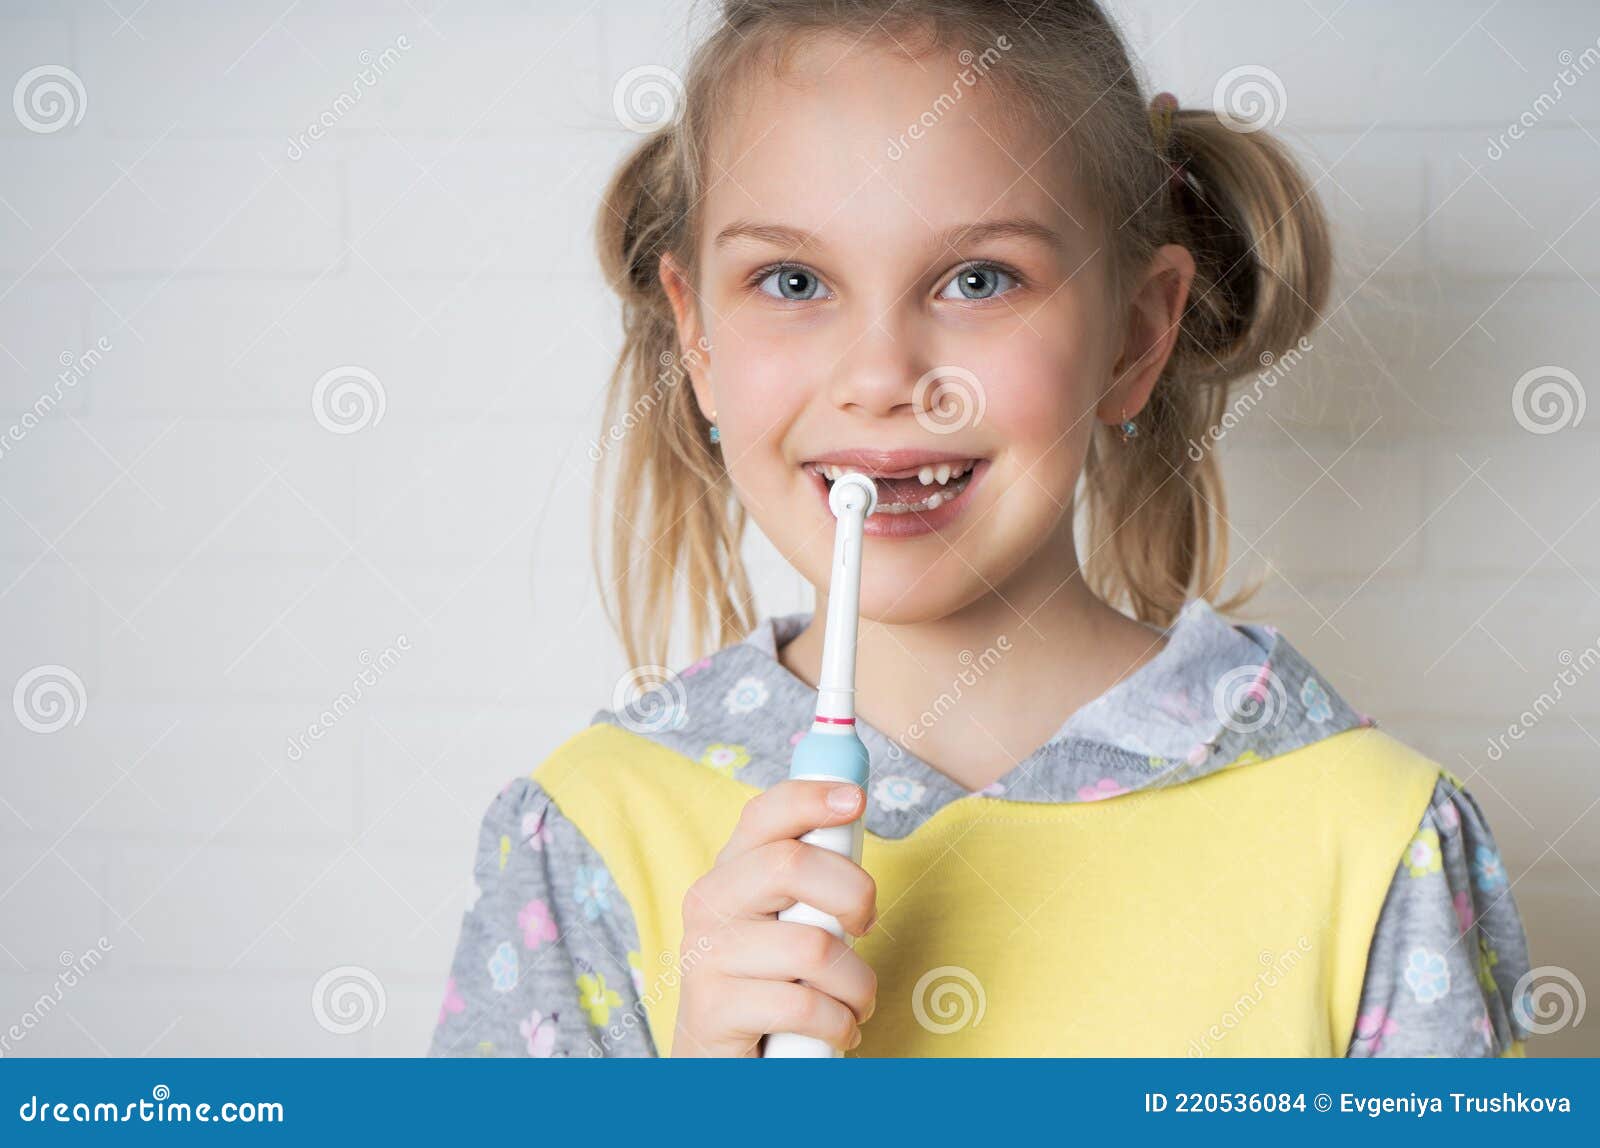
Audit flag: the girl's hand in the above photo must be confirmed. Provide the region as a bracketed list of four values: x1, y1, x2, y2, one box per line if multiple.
[672, 779, 878, 1057]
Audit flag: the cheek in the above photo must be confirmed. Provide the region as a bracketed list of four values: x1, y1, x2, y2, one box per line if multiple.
[700, 335, 810, 492]
[703, 307, 816, 424]
[976, 332, 1104, 486]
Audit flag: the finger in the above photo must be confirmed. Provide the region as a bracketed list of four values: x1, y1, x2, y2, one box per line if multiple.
[716, 920, 877, 1023]
[725, 979, 862, 1052]
[716, 778, 864, 865]
[691, 839, 877, 936]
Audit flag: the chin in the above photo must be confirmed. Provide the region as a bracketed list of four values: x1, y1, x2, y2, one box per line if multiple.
[852, 560, 996, 627]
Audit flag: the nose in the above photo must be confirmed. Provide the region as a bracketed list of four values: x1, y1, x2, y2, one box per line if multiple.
[826, 307, 925, 419]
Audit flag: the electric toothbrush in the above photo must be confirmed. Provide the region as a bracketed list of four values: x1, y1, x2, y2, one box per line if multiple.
[761, 471, 877, 1060]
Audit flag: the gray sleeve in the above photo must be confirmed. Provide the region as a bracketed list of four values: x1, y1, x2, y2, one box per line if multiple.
[427, 776, 660, 1057]
[1346, 775, 1533, 1057]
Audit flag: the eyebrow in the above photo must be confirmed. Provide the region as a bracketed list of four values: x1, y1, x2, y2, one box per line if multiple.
[712, 217, 1065, 255]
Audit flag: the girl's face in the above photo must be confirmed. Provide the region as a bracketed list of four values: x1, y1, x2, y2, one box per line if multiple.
[662, 34, 1172, 625]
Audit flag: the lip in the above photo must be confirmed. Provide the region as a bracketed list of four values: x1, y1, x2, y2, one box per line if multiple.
[799, 447, 983, 480]
[802, 452, 990, 539]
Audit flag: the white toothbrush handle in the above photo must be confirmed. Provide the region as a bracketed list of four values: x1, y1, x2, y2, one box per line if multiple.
[764, 791, 865, 1060]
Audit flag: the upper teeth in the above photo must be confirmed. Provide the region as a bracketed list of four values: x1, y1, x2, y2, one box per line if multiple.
[812, 461, 975, 484]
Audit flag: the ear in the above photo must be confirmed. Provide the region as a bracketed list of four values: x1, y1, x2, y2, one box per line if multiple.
[657, 251, 716, 420]
[1098, 243, 1196, 425]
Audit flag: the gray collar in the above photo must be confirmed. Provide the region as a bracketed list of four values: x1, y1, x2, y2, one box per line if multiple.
[595, 599, 1372, 840]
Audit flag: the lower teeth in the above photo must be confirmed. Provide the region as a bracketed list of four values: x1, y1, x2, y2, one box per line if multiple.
[875, 472, 972, 514]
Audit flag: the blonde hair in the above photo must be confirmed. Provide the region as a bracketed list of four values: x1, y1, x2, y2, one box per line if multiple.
[593, 0, 1331, 669]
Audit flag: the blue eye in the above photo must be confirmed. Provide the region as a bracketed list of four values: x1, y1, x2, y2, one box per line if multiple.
[757, 265, 830, 301]
[939, 264, 1018, 301]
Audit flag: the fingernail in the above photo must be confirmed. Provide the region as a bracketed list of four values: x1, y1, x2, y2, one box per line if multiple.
[827, 784, 860, 813]
[849, 1028, 863, 1049]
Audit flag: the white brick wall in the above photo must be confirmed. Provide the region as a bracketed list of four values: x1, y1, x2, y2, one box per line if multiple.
[1, 0, 1595, 1058]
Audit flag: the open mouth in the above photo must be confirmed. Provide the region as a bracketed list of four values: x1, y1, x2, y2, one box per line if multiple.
[805, 460, 978, 514]
[800, 451, 989, 538]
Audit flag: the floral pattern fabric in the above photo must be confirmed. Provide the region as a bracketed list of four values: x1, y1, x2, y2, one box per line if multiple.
[428, 778, 656, 1058]
[1347, 775, 1532, 1057]
[429, 599, 1533, 1057]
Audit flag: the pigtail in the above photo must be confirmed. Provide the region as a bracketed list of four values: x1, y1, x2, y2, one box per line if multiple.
[591, 128, 758, 671]
[1082, 102, 1332, 627]
[1162, 109, 1331, 384]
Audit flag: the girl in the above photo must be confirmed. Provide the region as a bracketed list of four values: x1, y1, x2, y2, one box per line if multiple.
[430, 0, 1531, 1058]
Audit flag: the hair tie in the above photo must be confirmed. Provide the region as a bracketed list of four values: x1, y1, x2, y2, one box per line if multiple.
[1149, 91, 1179, 152]
[1148, 91, 1202, 205]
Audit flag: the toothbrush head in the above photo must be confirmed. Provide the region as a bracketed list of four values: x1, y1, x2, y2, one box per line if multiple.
[828, 471, 877, 519]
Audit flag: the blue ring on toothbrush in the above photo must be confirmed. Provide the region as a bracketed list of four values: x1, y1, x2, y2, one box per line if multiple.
[791, 727, 871, 786]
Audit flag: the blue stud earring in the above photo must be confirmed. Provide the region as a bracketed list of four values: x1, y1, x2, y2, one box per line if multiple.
[708, 424, 720, 444]
[1119, 408, 1138, 441]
